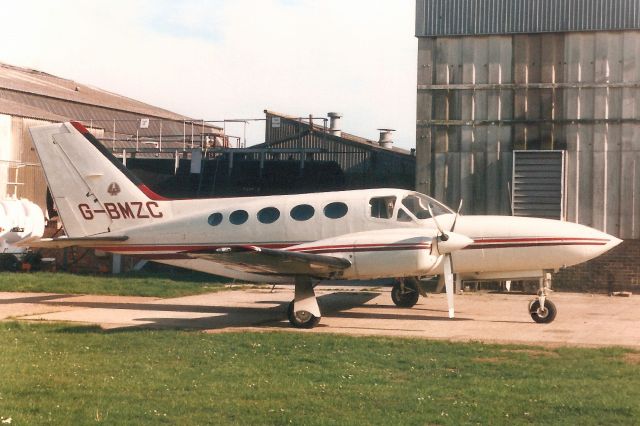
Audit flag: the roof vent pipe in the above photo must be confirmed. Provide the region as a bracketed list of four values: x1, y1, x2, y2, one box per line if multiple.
[378, 129, 395, 149]
[327, 112, 342, 137]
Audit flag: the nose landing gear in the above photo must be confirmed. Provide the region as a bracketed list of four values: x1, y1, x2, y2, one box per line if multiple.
[529, 272, 557, 324]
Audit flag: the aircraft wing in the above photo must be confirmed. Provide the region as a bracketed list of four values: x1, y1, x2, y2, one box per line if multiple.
[184, 246, 351, 278]
[22, 235, 129, 248]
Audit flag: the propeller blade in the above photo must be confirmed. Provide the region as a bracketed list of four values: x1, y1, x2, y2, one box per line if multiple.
[451, 199, 463, 232]
[427, 202, 448, 241]
[444, 254, 455, 318]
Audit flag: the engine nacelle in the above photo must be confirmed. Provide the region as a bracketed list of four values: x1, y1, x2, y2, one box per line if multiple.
[294, 228, 442, 280]
[0, 198, 46, 253]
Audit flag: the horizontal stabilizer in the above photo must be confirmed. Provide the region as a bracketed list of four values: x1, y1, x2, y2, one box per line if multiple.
[23, 235, 129, 249]
[186, 246, 351, 278]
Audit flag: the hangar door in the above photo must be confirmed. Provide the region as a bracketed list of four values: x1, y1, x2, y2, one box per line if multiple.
[511, 150, 566, 220]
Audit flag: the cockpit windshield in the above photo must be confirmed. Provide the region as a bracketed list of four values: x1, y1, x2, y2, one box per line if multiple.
[401, 192, 453, 220]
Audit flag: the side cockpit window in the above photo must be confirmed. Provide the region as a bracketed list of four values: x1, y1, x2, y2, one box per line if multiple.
[397, 208, 413, 222]
[401, 195, 432, 220]
[369, 196, 396, 219]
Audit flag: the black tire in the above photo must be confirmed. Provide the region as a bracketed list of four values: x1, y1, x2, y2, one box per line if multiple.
[529, 299, 557, 324]
[0, 254, 20, 272]
[391, 279, 420, 308]
[23, 252, 43, 270]
[287, 301, 321, 329]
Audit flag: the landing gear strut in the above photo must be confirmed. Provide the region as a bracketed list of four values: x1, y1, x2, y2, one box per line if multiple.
[529, 271, 557, 323]
[287, 276, 321, 328]
[391, 277, 420, 308]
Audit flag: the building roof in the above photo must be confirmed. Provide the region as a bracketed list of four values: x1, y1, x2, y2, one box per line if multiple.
[0, 97, 69, 122]
[0, 62, 188, 121]
[0, 61, 224, 156]
[416, 0, 640, 37]
[263, 110, 413, 157]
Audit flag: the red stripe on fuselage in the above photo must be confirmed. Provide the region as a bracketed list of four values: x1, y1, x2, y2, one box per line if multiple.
[93, 237, 611, 257]
[466, 237, 608, 250]
[471, 237, 608, 244]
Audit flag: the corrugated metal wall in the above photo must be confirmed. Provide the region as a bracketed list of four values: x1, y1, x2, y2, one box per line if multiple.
[8, 117, 51, 211]
[416, 31, 640, 239]
[416, 0, 640, 36]
[264, 114, 415, 189]
[0, 114, 12, 199]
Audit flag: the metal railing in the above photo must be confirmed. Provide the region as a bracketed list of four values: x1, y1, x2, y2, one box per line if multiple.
[76, 116, 330, 156]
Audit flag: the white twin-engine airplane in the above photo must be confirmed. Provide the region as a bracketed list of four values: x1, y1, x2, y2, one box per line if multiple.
[28, 122, 621, 328]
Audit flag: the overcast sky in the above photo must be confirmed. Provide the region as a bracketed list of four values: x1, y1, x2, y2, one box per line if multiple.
[0, 0, 417, 148]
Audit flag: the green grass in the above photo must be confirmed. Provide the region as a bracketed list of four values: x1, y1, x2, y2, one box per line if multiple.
[0, 323, 638, 425]
[0, 271, 232, 297]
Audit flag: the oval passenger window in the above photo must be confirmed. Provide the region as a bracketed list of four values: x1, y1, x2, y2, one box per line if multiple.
[207, 212, 223, 226]
[229, 210, 249, 225]
[257, 207, 280, 224]
[290, 204, 315, 221]
[324, 202, 348, 219]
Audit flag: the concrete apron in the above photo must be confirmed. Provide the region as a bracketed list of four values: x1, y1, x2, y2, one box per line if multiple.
[0, 288, 638, 348]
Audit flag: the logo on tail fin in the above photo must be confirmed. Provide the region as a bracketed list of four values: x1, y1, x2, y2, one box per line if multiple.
[107, 183, 121, 196]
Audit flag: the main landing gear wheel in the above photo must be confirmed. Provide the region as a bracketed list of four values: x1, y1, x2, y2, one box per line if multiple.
[391, 278, 420, 308]
[529, 299, 557, 324]
[0, 254, 20, 272]
[287, 301, 321, 329]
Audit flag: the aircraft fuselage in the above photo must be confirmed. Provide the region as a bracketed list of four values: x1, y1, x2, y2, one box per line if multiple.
[89, 188, 620, 282]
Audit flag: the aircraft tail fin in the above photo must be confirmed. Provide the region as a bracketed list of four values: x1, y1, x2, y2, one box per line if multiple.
[29, 122, 170, 238]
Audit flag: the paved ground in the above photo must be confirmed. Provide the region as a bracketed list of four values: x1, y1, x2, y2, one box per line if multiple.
[1, 287, 638, 348]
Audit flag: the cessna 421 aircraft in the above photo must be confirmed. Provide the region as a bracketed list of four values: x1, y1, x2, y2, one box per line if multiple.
[27, 122, 621, 328]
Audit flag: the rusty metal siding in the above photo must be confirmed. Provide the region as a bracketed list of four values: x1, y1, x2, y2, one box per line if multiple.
[416, 0, 640, 36]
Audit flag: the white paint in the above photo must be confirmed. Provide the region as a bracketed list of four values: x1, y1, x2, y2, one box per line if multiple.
[0, 198, 45, 253]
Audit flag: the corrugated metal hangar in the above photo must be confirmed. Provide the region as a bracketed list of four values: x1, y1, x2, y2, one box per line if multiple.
[415, 0, 640, 291]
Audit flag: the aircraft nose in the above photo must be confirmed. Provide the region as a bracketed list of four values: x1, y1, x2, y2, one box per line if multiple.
[603, 234, 623, 252]
[573, 225, 623, 261]
[438, 232, 474, 254]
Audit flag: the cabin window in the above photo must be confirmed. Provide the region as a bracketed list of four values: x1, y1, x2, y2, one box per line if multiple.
[229, 210, 249, 225]
[369, 196, 396, 219]
[324, 202, 348, 219]
[207, 212, 223, 226]
[402, 193, 454, 218]
[290, 204, 315, 221]
[401, 195, 431, 219]
[397, 208, 413, 222]
[257, 207, 280, 224]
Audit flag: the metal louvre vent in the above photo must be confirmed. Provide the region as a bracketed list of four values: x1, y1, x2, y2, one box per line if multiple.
[512, 151, 566, 219]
